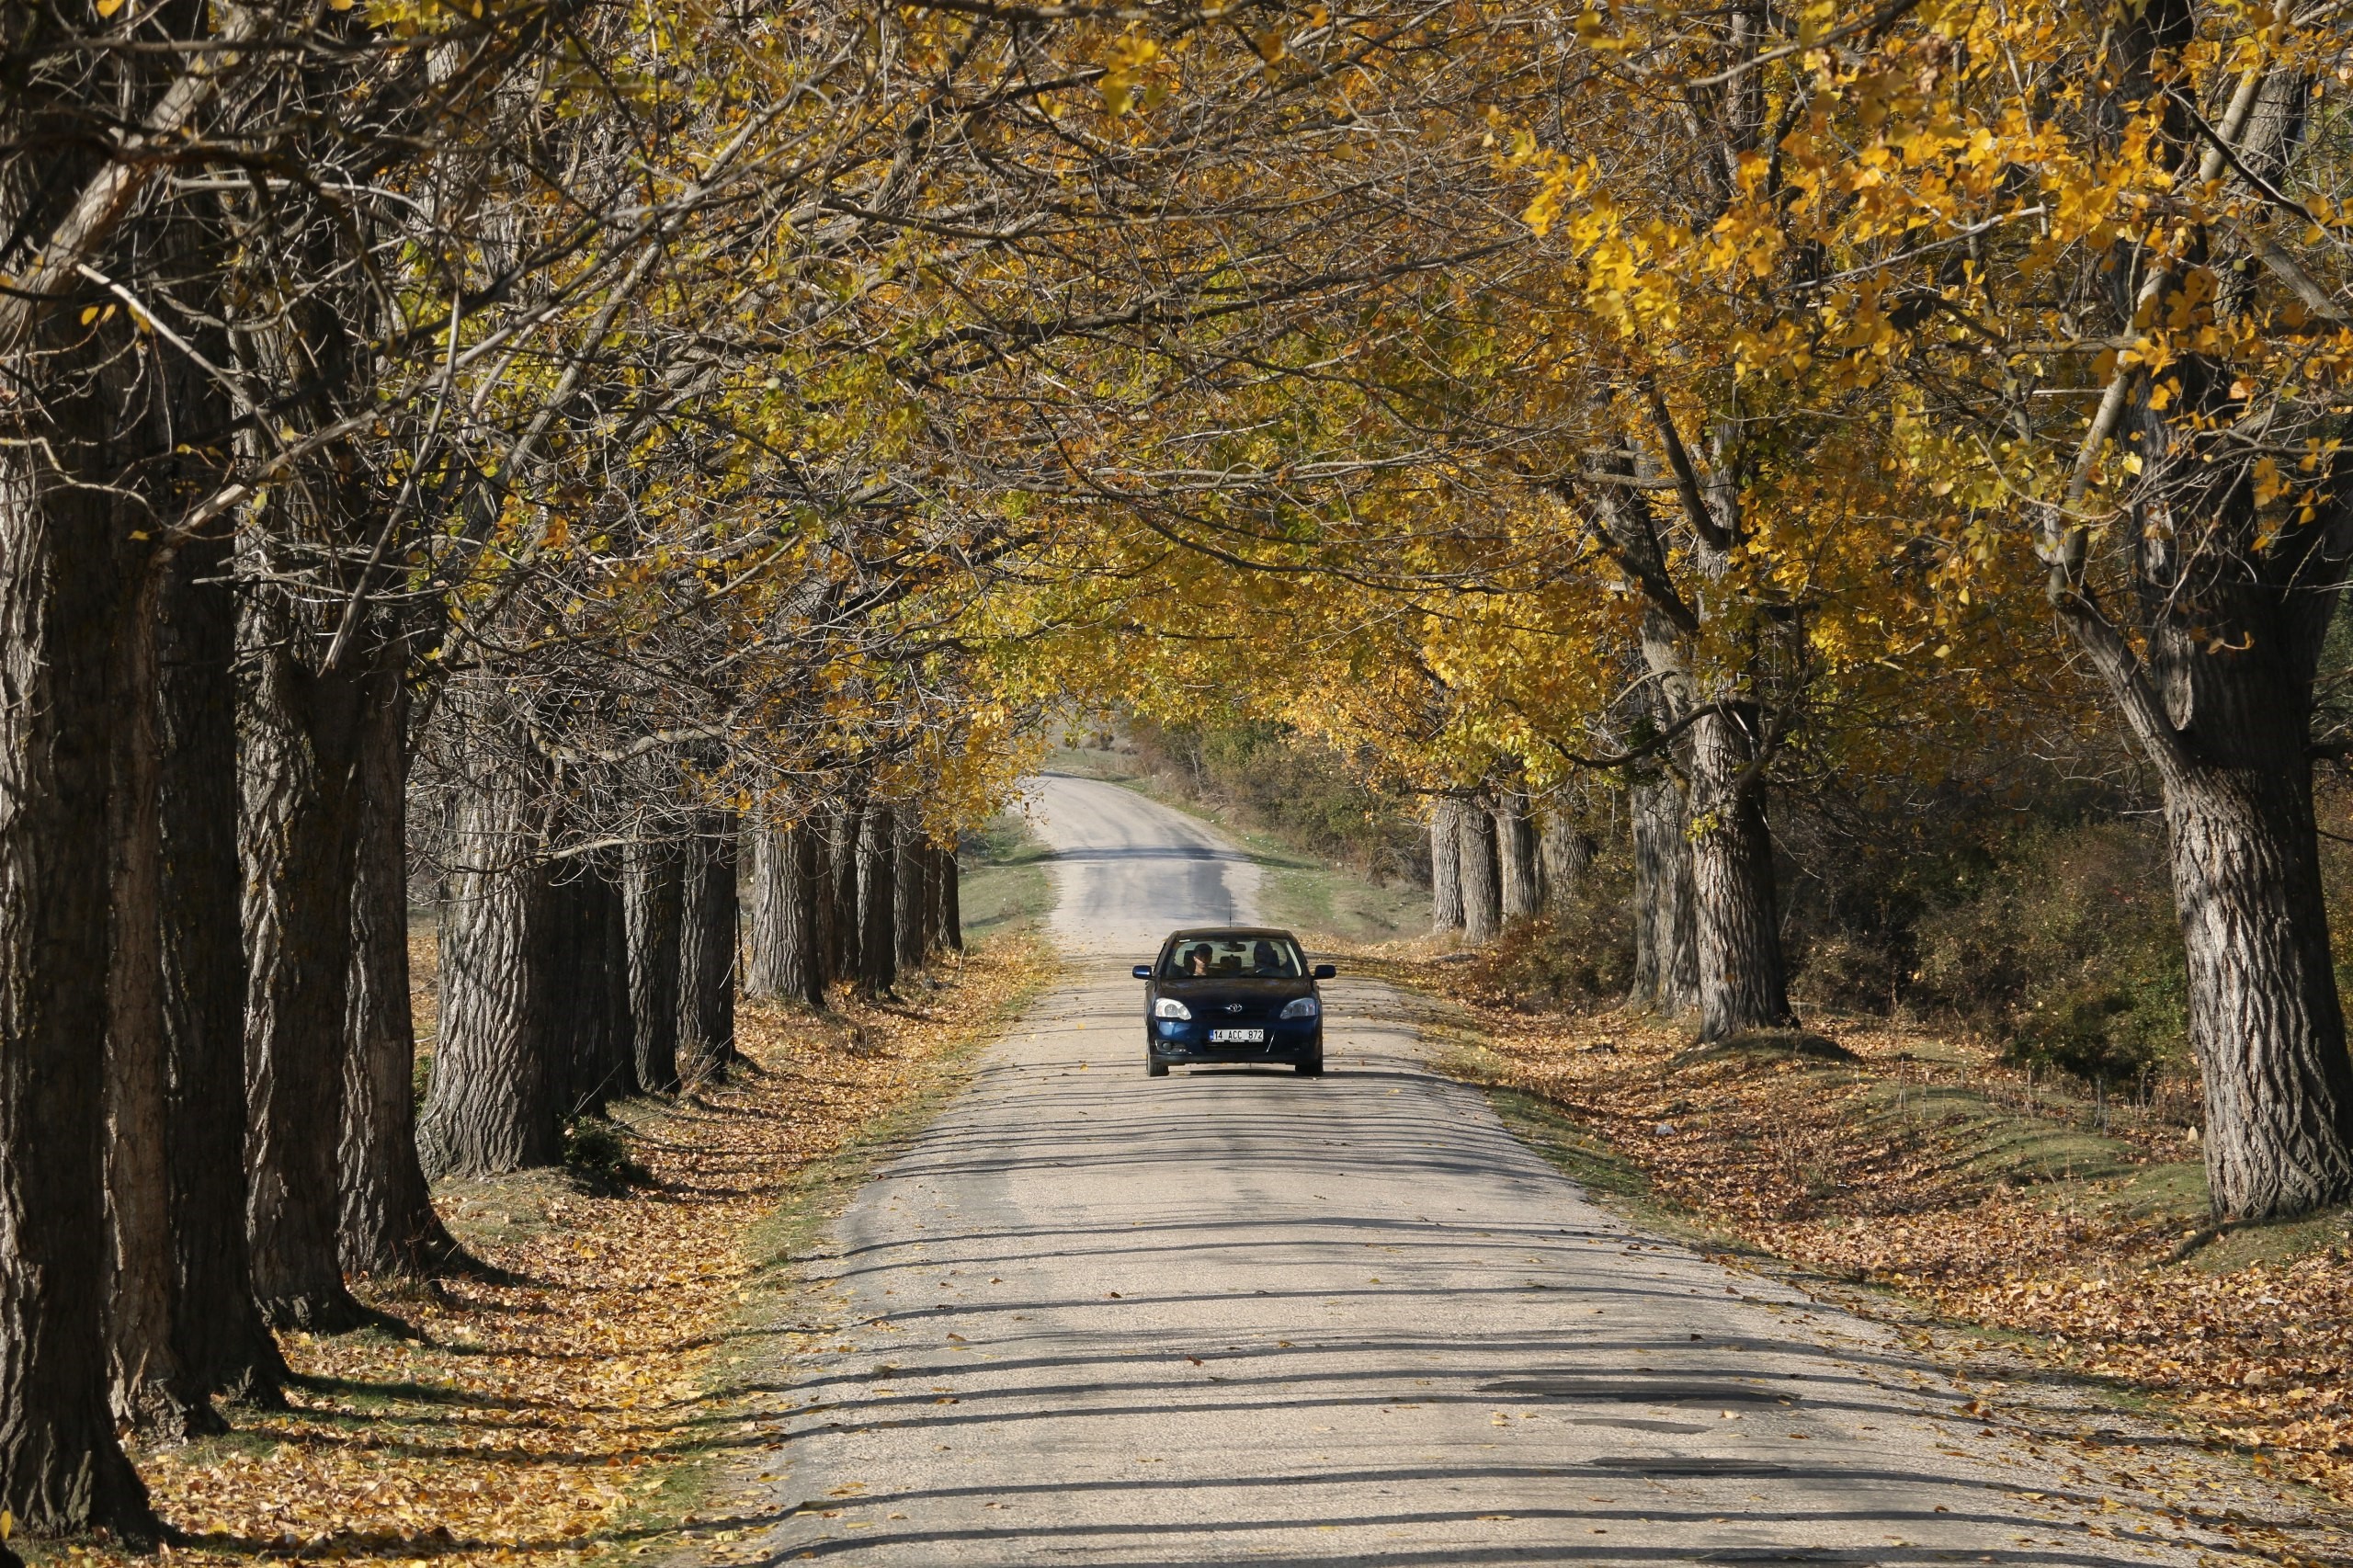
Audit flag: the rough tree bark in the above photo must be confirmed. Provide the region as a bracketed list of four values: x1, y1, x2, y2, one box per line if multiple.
[238, 581, 372, 1331]
[745, 804, 792, 1002]
[2154, 707, 2353, 1219]
[1686, 707, 1794, 1040]
[625, 842, 684, 1094]
[544, 857, 632, 1114]
[340, 643, 463, 1273]
[104, 197, 252, 1438]
[599, 857, 636, 1096]
[829, 807, 861, 982]
[934, 842, 962, 953]
[105, 557, 200, 1440]
[2040, 11, 2353, 1220]
[917, 843, 955, 950]
[676, 814, 738, 1086]
[420, 734, 562, 1179]
[1429, 797, 1466, 934]
[894, 820, 930, 973]
[0, 339, 158, 1540]
[1494, 788, 1541, 923]
[1540, 811, 1597, 912]
[157, 534, 283, 1404]
[1586, 440, 1797, 1037]
[765, 816, 827, 1006]
[1627, 771, 1699, 1016]
[811, 810, 841, 987]
[2045, 525, 2353, 1219]
[1458, 797, 1502, 946]
[230, 114, 402, 1325]
[858, 801, 898, 995]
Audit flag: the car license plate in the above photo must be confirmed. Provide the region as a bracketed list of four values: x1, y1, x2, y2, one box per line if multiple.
[1210, 1028, 1265, 1044]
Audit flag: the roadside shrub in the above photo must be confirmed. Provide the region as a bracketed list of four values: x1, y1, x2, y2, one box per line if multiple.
[564, 1117, 652, 1192]
[1463, 852, 1637, 1012]
[1790, 931, 1913, 1018]
[1911, 820, 2188, 1084]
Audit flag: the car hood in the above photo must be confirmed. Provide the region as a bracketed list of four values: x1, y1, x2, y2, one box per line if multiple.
[1158, 977, 1313, 1012]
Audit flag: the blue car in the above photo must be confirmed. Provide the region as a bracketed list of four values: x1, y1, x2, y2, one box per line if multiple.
[1132, 926, 1336, 1077]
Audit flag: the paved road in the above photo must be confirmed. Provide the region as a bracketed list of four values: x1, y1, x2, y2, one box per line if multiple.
[745, 777, 2227, 1565]
[1023, 773, 1263, 955]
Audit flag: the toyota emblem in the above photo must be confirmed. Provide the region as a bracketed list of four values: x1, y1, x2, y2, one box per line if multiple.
[1225, 1003, 1244, 1014]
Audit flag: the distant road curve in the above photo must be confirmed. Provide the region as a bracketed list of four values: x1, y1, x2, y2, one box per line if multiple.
[1022, 772, 1262, 957]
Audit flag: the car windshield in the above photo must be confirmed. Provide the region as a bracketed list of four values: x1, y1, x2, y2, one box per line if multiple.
[1159, 937, 1306, 980]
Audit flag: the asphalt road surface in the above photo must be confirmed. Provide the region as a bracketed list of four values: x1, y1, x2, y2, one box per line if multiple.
[745, 776, 2245, 1565]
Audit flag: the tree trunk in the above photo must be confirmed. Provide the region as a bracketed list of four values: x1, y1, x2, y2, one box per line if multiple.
[858, 801, 898, 995]
[1494, 789, 1540, 923]
[810, 810, 838, 986]
[545, 856, 632, 1115]
[1628, 772, 1699, 1016]
[1430, 798, 1466, 934]
[894, 820, 930, 973]
[2064, 545, 2353, 1218]
[1685, 708, 1796, 1040]
[829, 807, 861, 981]
[745, 805, 792, 1002]
[1458, 799, 1502, 946]
[938, 841, 963, 952]
[601, 857, 635, 1096]
[419, 741, 561, 1179]
[1540, 812, 1596, 911]
[771, 817, 827, 1006]
[919, 843, 944, 952]
[1593, 475, 1794, 1032]
[340, 649, 463, 1274]
[157, 535, 283, 1404]
[0, 381, 157, 1540]
[2157, 729, 2353, 1219]
[625, 842, 684, 1094]
[676, 815, 738, 1086]
[105, 561, 202, 1440]
[238, 585, 371, 1331]
[2040, 0, 2353, 1223]
[594, 859, 635, 1101]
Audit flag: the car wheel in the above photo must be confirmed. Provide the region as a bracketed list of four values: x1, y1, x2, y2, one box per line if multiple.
[1296, 1057, 1324, 1077]
[1147, 1054, 1169, 1078]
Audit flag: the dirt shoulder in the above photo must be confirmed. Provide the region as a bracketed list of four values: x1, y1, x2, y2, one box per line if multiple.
[60, 937, 1056, 1568]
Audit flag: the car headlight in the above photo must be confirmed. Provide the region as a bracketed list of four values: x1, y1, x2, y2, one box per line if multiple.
[1280, 996, 1319, 1019]
[1154, 997, 1191, 1020]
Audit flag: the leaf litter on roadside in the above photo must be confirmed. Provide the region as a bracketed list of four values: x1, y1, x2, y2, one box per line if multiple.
[76, 936, 1052, 1568]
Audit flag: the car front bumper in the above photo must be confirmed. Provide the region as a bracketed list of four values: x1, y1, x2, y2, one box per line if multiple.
[1148, 1017, 1322, 1062]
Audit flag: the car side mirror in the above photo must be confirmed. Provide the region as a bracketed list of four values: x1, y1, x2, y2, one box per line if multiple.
[1132, 964, 1153, 979]
[1313, 963, 1336, 980]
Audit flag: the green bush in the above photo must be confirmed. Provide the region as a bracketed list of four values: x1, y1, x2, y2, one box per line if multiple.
[1910, 821, 2188, 1085]
[564, 1117, 652, 1192]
